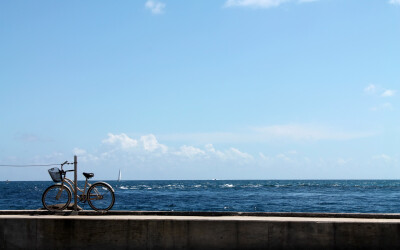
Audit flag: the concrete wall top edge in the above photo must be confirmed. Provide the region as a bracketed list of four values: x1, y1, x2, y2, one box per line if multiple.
[2, 214, 400, 224]
[2, 210, 400, 219]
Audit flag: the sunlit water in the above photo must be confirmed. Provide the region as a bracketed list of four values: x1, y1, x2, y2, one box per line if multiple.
[1, 180, 400, 213]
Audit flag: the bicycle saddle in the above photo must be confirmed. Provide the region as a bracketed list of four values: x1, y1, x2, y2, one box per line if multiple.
[83, 172, 94, 179]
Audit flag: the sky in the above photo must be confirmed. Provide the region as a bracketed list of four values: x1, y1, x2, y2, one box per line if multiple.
[1, 0, 399, 181]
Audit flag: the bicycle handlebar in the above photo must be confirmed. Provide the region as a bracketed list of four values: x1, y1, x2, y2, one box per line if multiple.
[60, 161, 74, 172]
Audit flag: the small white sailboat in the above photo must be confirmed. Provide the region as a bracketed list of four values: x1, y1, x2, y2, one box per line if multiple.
[118, 169, 121, 182]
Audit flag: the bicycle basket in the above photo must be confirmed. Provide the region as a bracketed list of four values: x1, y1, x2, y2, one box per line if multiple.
[48, 167, 63, 182]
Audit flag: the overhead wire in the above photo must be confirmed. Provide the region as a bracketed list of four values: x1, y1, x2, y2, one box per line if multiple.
[0, 164, 61, 167]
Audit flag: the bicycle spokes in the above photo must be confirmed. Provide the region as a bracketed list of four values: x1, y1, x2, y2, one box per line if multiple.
[87, 183, 115, 211]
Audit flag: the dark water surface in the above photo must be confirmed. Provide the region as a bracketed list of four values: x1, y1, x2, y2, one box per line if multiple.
[1, 180, 400, 213]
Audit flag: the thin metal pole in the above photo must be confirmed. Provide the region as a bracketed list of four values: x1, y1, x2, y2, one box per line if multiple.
[74, 155, 78, 212]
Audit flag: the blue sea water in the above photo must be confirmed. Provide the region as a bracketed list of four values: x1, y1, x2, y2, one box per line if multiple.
[1, 180, 400, 213]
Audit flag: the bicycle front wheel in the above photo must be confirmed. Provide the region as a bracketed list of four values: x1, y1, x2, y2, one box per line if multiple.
[42, 184, 71, 211]
[87, 182, 115, 211]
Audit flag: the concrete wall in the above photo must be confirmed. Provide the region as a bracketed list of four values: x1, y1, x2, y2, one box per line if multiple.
[1, 212, 400, 249]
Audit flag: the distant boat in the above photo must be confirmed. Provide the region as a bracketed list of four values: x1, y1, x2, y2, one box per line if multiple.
[118, 169, 121, 182]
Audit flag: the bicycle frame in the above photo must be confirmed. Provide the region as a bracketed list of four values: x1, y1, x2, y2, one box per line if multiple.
[57, 175, 108, 203]
[60, 177, 91, 201]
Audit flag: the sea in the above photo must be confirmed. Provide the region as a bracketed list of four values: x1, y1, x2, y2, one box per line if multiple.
[1, 180, 400, 213]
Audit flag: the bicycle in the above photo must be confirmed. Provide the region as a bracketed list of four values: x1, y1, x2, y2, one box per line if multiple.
[42, 161, 115, 211]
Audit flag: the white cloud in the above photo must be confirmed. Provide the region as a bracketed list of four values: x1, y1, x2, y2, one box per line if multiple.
[72, 148, 99, 162]
[337, 158, 351, 165]
[73, 148, 86, 155]
[98, 133, 254, 163]
[381, 89, 396, 97]
[174, 145, 205, 158]
[102, 133, 138, 150]
[389, 0, 400, 5]
[364, 84, 376, 94]
[276, 153, 291, 162]
[373, 154, 392, 162]
[370, 102, 393, 112]
[364, 84, 396, 97]
[205, 144, 216, 153]
[145, 0, 166, 14]
[364, 85, 396, 111]
[259, 152, 270, 160]
[224, 0, 290, 8]
[205, 144, 226, 158]
[140, 134, 168, 153]
[228, 147, 253, 160]
[204, 144, 252, 161]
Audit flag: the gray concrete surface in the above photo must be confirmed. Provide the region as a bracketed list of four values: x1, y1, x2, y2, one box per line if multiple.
[1, 211, 400, 249]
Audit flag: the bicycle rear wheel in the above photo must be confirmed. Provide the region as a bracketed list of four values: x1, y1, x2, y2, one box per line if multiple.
[42, 184, 72, 211]
[87, 182, 115, 211]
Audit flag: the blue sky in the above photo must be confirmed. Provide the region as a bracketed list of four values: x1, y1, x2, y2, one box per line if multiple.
[1, 0, 399, 180]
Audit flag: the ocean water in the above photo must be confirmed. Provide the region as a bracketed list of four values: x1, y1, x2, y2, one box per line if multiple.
[1, 180, 400, 213]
